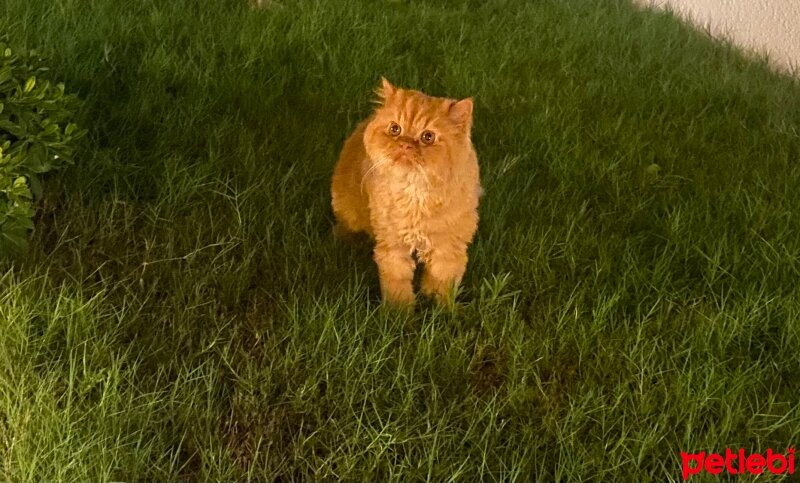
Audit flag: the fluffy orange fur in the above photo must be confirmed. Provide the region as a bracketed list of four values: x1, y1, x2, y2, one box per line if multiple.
[331, 78, 481, 306]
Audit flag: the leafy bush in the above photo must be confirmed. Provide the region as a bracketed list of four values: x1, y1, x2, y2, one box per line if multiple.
[0, 37, 85, 255]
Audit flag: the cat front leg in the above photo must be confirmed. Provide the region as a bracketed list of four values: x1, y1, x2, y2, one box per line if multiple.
[421, 243, 468, 306]
[373, 242, 416, 306]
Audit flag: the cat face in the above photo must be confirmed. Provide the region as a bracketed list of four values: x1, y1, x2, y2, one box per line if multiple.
[363, 78, 473, 169]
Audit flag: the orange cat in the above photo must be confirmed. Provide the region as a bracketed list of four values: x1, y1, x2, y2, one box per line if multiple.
[331, 78, 481, 306]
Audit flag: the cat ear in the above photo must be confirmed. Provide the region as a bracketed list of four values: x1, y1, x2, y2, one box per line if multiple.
[449, 98, 474, 131]
[377, 77, 397, 101]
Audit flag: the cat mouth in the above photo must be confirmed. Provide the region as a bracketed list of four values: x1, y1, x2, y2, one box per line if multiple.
[393, 151, 422, 165]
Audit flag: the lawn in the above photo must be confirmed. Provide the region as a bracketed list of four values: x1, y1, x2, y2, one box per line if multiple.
[2, 0, 800, 480]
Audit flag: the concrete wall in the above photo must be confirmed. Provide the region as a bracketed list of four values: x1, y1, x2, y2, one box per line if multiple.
[637, 0, 800, 74]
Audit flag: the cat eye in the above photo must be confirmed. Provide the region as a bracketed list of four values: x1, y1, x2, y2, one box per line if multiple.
[420, 130, 436, 145]
[388, 122, 401, 136]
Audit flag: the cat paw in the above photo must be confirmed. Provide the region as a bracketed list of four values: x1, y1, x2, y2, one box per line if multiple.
[382, 292, 416, 308]
[380, 280, 416, 307]
[420, 275, 459, 308]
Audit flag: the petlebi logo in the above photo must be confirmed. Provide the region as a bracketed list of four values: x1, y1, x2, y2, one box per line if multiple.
[681, 448, 795, 480]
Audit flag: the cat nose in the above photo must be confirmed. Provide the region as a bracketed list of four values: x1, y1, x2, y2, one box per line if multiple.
[398, 139, 416, 150]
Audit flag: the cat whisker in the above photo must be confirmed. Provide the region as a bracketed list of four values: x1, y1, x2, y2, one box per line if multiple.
[360, 158, 389, 194]
[414, 162, 432, 186]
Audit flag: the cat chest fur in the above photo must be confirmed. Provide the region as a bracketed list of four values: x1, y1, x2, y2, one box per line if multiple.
[380, 167, 443, 259]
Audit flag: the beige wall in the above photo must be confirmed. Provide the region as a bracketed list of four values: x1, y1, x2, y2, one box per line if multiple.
[637, 0, 800, 74]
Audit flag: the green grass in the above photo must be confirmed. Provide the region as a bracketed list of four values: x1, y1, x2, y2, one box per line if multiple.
[2, 0, 800, 480]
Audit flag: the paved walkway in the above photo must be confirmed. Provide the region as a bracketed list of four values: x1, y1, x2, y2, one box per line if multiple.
[637, 0, 800, 75]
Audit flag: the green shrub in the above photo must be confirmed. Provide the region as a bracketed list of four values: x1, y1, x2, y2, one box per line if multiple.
[0, 37, 85, 255]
